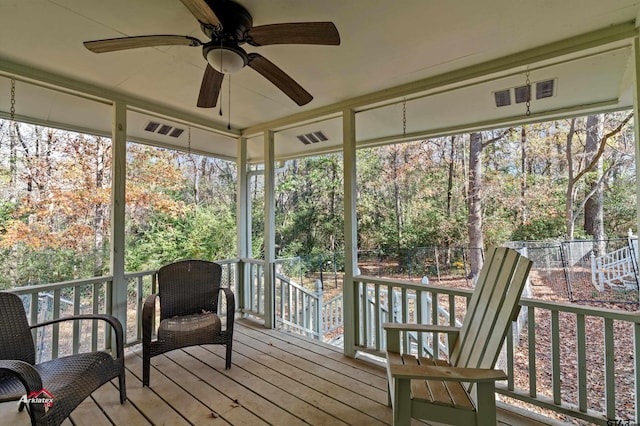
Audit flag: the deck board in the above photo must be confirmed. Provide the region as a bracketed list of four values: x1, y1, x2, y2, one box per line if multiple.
[0, 319, 564, 425]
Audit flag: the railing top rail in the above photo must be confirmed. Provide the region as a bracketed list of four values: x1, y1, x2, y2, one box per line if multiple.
[10, 275, 115, 294]
[357, 275, 640, 322]
[521, 297, 640, 322]
[124, 270, 157, 279]
[216, 258, 241, 265]
[240, 258, 266, 265]
[355, 275, 473, 298]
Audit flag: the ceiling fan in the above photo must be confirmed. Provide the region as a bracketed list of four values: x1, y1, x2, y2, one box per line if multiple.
[83, 0, 340, 107]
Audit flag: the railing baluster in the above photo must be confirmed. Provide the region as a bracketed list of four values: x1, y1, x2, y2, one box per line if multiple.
[30, 293, 38, 347]
[528, 306, 536, 398]
[576, 313, 587, 413]
[361, 281, 368, 347]
[91, 283, 99, 352]
[375, 284, 381, 351]
[604, 318, 615, 420]
[401, 287, 408, 323]
[551, 309, 561, 405]
[432, 291, 439, 325]
[136, 276, 144, 342]
[52, 289, 61, 359]
[416, 290, 424, 357]
[73, 286, 81, 354]
[449, 295, 456, 326]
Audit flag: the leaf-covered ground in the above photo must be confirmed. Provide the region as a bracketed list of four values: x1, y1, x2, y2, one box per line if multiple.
[504, 269, 638, 424]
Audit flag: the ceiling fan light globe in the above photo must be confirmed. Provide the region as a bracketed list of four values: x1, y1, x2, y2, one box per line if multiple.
[206, 47, 245, 74]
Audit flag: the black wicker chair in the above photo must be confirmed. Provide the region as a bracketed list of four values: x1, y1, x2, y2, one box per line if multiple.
[142, 259, 234, 387]
[0, 291, 126, 426]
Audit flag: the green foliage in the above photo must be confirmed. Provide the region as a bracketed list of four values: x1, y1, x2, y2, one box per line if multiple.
[125, 206, 236, 271]
[0, 110, 636, 290]
[511, 216, 566, 241]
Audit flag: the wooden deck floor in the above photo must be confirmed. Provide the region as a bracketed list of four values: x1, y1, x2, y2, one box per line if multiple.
[1, 319, 565, 425]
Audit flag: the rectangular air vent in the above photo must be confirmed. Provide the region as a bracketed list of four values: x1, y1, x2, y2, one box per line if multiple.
[313, 131, 328, 141]
[536, 79, 555, 99]
[144, 121, 185, 138]
[514, 85, 530, 104]
[169, 128, 184, 138]
[157, 125, 172, 135]
[144, 121, 161, 132]
[494, 90, 511, 107]
[297, 135, 311, 145]
[296, 131, 328, 144]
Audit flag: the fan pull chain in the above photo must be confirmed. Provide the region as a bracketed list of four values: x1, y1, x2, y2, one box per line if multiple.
[187, 126, 191, 154]
[402, 99, 406, 137]
[227, 75, 231, 130]
[10, 79, 16, 122]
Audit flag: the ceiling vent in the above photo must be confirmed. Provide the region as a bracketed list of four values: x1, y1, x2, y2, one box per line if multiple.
[296, 131, 328, 145]
[536, 79, 555, 99]
[144, 121, 185, 138]
[144, 121, 161, 132]
[494, 90, 511, 107]
[494, 79, 556, 108]
[514, 85, 531, 104]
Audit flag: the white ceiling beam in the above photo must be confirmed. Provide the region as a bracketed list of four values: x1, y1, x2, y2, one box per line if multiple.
[242, 21, 638, 138]
[0, 57, 241, 137]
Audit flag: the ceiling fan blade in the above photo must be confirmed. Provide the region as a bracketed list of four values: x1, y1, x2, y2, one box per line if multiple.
[197, 64, 224, 108]
[84, 35, 202, 53]
[247, 53, 312, 106]
[179, 0, 222, 28]
[246, 22, 340, 46]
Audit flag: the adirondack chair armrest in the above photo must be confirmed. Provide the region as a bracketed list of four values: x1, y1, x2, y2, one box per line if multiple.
[383, 322, 460, 354]
[389, 363, 507, 383]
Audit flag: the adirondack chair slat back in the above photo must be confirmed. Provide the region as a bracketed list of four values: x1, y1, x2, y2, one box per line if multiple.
[448, 246, 502, 366]
[450, 247, 532, 370]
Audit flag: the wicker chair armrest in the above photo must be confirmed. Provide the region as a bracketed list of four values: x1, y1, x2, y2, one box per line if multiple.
[0, 360, 45, 424]
[0, 360, 43, 394]
[142, 294, 158, 346]
[219, 287, 235, 330]
[30, 314, 125, 361]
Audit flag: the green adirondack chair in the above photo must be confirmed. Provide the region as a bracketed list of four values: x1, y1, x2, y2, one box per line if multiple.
[384, 246, 533, 426]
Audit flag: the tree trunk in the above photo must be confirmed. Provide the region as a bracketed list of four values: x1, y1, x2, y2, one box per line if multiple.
[583, 115, 605, 248]
[565, 119, 577, 240]
[93, 137, 107, 276]
[467, 132, 484, 279]
[446, 135, 456, 217]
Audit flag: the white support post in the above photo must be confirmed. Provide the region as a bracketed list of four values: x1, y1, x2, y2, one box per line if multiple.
[110, 100, 127, 331]
[633, 37, 640, 415]
[343, 108, 357, 357]
[263, 130, 276, 328]
[236, 136, 249, 312]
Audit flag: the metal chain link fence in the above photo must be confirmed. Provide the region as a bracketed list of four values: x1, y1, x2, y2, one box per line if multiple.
[280, 239, 640, 305]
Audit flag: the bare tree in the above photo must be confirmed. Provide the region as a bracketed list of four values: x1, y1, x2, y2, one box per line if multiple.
[583, 115, 604, 249]
[467, 129, 512, 279]
[565, 113, 632, 239]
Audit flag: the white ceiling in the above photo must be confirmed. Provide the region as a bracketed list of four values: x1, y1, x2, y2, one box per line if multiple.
[0, 0, 639, 162]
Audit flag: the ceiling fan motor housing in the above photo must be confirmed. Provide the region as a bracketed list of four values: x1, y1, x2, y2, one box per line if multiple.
[201, 0, 253, 42]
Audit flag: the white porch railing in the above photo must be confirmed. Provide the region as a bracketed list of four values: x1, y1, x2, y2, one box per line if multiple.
[352, 275, 640, 425]
[9, 262, 239, 359]
[9, 265, 640, 424]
